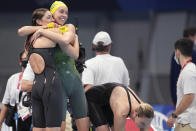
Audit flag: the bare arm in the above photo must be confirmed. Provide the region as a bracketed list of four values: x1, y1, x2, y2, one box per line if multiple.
[18, 26, 46, 36]
[174, 94, 194, 116]
[38, 24, 75, 46]
[58, 34, 79, 59]
[21, 80, 33, 92]
[110, 88, 131, 131]
[36, 24, 79, 59]
[84, 84, 93, 92]
[167, 94, 195, 127]
[113, 114, 126, 131]
[0, 104, 8, 129]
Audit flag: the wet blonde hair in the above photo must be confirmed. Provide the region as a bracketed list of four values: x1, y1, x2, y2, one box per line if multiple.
[135, 103, 154, 118]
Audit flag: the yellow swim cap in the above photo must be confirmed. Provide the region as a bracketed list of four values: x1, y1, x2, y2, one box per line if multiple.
[50, 1, 67, 14]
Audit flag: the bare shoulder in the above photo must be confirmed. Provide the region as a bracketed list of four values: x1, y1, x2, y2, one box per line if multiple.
[110, 86, 130, 115]
[110, 86, 128, 104]
[65, 24, 75, 30]
[112, 86, 127, 97]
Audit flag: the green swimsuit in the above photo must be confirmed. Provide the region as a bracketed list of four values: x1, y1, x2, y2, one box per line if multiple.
[54, 45, 88, 119]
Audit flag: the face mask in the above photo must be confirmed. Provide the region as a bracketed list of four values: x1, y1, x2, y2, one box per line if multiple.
[21, 61, 28, 68]
[174, 54, 179, 65]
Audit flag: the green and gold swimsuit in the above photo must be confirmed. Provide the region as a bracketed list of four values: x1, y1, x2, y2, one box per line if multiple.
[54, 45, 88, 119]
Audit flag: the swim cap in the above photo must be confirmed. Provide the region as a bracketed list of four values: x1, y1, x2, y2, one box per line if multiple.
[50, 1, 67, 14]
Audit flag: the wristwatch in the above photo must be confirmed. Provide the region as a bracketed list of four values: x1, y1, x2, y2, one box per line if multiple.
[171, 112, 178, 118]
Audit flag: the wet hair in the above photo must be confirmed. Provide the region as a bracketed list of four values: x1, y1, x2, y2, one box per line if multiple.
[25, 8, 49, 52]
[183, 27, 196, 38]
[135, 103, 154, 118]
[31, 8, 49, 26]
[92, 41, 110, 52]
[175, 38, 193, 57]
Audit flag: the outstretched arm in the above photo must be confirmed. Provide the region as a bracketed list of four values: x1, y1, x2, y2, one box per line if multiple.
[18, 26, 46, 36]
[113, 114, 126, 131]
[110, 88, 130, 131]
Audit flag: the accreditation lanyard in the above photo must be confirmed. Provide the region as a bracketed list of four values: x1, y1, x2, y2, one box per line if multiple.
[17, 72, 23, 89]
[181, 59, 192, 71]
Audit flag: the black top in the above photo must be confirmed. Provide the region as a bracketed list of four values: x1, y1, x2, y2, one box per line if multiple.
[100, 82, 141, 117]
[28, 48, 56, 71]
[87, 82, 141, 117]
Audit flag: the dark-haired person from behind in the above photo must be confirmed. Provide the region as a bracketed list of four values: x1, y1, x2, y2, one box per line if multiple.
[82, 31, 130, 91]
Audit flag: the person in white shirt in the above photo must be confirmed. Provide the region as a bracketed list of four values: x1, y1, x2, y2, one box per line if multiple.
[0, 51, 32, 131]
[21, 62, 34, 92]
[82, 31, 130, 91]
[167, 38, 196, 131]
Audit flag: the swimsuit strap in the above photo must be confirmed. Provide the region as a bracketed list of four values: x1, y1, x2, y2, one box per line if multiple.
[123, 87, 132, 117]
[127, 88, 141, 104]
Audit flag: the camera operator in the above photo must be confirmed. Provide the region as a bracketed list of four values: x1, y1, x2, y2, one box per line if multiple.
[0, 50, 32, 131]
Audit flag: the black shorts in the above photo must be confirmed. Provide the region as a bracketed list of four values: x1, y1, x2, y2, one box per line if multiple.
[32, 68, 65, 128]
[85, 83, 117, 127]
[87, 101, 114, 127]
